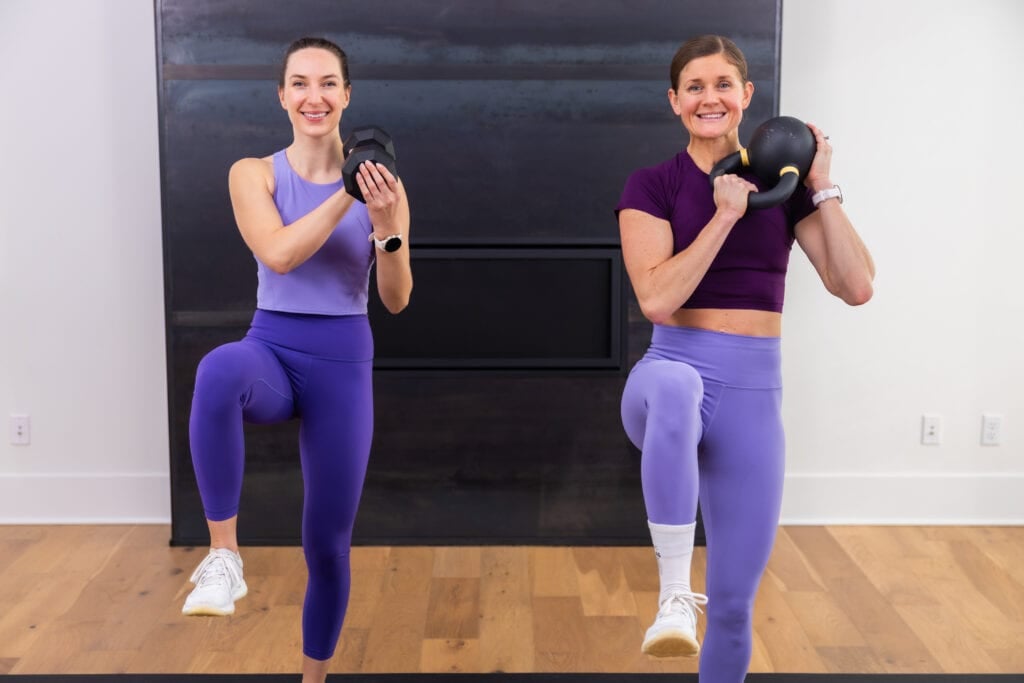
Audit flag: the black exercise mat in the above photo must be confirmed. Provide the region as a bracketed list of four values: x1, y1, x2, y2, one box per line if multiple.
[4, 674, 1021, 682]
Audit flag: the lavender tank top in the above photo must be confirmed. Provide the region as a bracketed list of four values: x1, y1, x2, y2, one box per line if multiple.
[255, 150, 374, 315]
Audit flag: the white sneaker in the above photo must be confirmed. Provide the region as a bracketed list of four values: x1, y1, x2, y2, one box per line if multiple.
[641, 591, 708, 657]
[182, 548, 247, 616]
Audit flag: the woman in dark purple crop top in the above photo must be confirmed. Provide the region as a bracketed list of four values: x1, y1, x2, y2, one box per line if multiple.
[182, 38, 412, 683]
[615, 35, 874, 680]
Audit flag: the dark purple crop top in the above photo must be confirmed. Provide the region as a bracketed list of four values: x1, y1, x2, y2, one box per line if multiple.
[616, 150, 816, 313]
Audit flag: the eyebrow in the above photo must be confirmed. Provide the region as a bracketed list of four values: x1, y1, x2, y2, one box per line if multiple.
[685, 75, 737, 84]
[288, 73, 342, 80]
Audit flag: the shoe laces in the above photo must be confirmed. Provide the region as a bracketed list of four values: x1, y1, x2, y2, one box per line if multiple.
[190, 549, 242, 589]
[658, 591, 709, 619]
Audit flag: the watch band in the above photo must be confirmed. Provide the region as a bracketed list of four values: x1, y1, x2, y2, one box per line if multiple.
[368, 232, 403, 253]
[811, 185, 843, 207]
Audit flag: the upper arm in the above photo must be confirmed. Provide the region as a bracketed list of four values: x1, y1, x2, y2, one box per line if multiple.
[619, 208, 674, 291]
[228, 158, 283, 262]
[793, 209, 836, 293]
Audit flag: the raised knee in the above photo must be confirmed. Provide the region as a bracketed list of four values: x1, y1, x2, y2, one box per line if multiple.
[194, 346, 251, 399]
[647, 363, 703, 409]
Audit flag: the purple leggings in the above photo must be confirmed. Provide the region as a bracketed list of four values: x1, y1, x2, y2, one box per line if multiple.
[621, 325, 784, 682]
[189, 309, 373, 661]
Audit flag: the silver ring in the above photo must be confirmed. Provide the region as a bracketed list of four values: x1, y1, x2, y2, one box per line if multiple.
[824, 135, 830, 140]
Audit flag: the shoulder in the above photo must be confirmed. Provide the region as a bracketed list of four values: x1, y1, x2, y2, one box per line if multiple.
[627, 152, 691, 189]
[230, 156, 274, 178]
[229, 156, 275, 194]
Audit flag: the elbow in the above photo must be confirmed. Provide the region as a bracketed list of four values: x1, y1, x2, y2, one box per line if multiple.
[262, 251, 297, 275]
[841, 281, 874, 307]
[384, 298, 409, 315]
[638, 297, 676, 325]
[382, 285, 412, 315]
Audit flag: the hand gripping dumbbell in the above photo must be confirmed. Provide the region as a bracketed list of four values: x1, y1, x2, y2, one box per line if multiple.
[342, 126, 398, 203]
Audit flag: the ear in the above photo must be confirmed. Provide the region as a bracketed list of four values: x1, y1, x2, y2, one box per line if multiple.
[741, 80, 754, 110]
[668, 87, 682, 116]
[341, 84, 352, 110]
[278, 86, 286, 110]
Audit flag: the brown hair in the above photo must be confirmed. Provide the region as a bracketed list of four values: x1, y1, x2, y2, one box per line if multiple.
[279, 37, 350, 88]
[669, 35, 748, 91]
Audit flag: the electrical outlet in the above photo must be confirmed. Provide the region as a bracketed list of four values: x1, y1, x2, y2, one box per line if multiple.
[921, 414, 941, 445]
[9, 414, 30, 445]
[981, 414, 1003, 446]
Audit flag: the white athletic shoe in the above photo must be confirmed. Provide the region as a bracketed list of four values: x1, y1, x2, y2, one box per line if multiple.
[182, 548, 247, 616]
[641, 591, 708, 657]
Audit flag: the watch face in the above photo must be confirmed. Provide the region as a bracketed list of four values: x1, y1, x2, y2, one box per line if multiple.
[383, 236, 402, 252]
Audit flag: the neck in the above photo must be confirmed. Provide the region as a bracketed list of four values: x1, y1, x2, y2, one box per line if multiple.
[287, 133, 345, 181]
[686, 132, 742, 174]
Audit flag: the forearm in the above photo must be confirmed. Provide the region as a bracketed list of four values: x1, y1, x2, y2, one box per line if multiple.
[816, 200, 875, 304]
[634, 210, 738, 323]
[375, 250, 413, 313]
[264, 190, 356, 273]
[371, 196, 412, 313]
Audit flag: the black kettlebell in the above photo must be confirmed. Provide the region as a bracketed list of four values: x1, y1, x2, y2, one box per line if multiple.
[708, 115, 816, 211]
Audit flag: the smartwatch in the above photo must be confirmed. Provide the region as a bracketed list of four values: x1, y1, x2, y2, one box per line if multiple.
[811, 185, 843, 208]
[368, 232, 403, 253]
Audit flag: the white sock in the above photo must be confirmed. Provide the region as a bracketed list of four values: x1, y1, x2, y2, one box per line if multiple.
[648, 520, 696, 605]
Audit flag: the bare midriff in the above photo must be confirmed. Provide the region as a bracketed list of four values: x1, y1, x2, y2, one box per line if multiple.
[664, 308, 782, 337]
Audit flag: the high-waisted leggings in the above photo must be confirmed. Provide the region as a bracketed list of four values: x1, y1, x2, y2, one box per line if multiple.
[189, 309, 373, 661]
[621, 325, 785, 683]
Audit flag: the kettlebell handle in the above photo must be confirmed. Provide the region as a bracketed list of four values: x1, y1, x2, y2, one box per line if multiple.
[708, 149, 803, 211]
[707, 115, 817, 212]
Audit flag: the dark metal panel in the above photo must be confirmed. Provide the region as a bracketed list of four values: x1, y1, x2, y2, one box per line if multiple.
[158, 0, 780, 545]
[159, 78, 775, 255]
[159, 0, 779, 71]
[368, 248, 624, 369]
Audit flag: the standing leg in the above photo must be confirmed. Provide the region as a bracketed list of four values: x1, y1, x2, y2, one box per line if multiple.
[295, 357, 374, 681]
[698, 385, 785, 682]
[621, 359, 708, 656]
[184, 338, 294, 616]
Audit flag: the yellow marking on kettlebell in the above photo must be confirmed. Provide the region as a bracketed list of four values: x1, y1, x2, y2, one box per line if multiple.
[779, 165, 799, 177]
[740, 148, 750, 167]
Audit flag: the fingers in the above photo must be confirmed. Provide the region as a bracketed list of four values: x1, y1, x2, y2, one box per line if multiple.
[713, 173, 757, 216]
[801, 125, 834, 190]
[807, 122, 832, 152]
[355, 161, 397, 205]
[714, 173, 757, 193]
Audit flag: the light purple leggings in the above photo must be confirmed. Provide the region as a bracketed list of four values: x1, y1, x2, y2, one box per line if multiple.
[621, 324, 785, 682]
[189, 309, 373, 661]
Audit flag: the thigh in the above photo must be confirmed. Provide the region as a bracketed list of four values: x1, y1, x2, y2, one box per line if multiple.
[621, 358, 705, 450]
[195, 338, 295, 424]
[699, 386, 785, 595]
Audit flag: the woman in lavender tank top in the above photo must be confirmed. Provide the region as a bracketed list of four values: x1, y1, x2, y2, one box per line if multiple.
[615, 35, 874, 680]
[182, 38, 412, 683]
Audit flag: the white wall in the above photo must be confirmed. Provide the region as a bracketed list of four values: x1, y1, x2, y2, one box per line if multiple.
[780, 0, 1024, 522]
[0, 0, 1021, 523]
[0, 1, 170, 521]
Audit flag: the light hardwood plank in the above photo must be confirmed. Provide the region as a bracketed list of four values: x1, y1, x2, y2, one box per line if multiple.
[1, 525, 1023, 674]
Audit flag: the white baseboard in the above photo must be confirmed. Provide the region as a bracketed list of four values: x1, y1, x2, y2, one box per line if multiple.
[0, 471, 1021, 526]
[0, 473, 170, 523]
[780, 472, 1024, 524]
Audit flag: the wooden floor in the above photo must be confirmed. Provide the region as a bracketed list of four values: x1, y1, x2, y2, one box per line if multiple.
[1, 525, 1023, 675]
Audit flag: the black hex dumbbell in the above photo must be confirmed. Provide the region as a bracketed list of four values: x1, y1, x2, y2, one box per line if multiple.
[342, 126, 398, 203]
